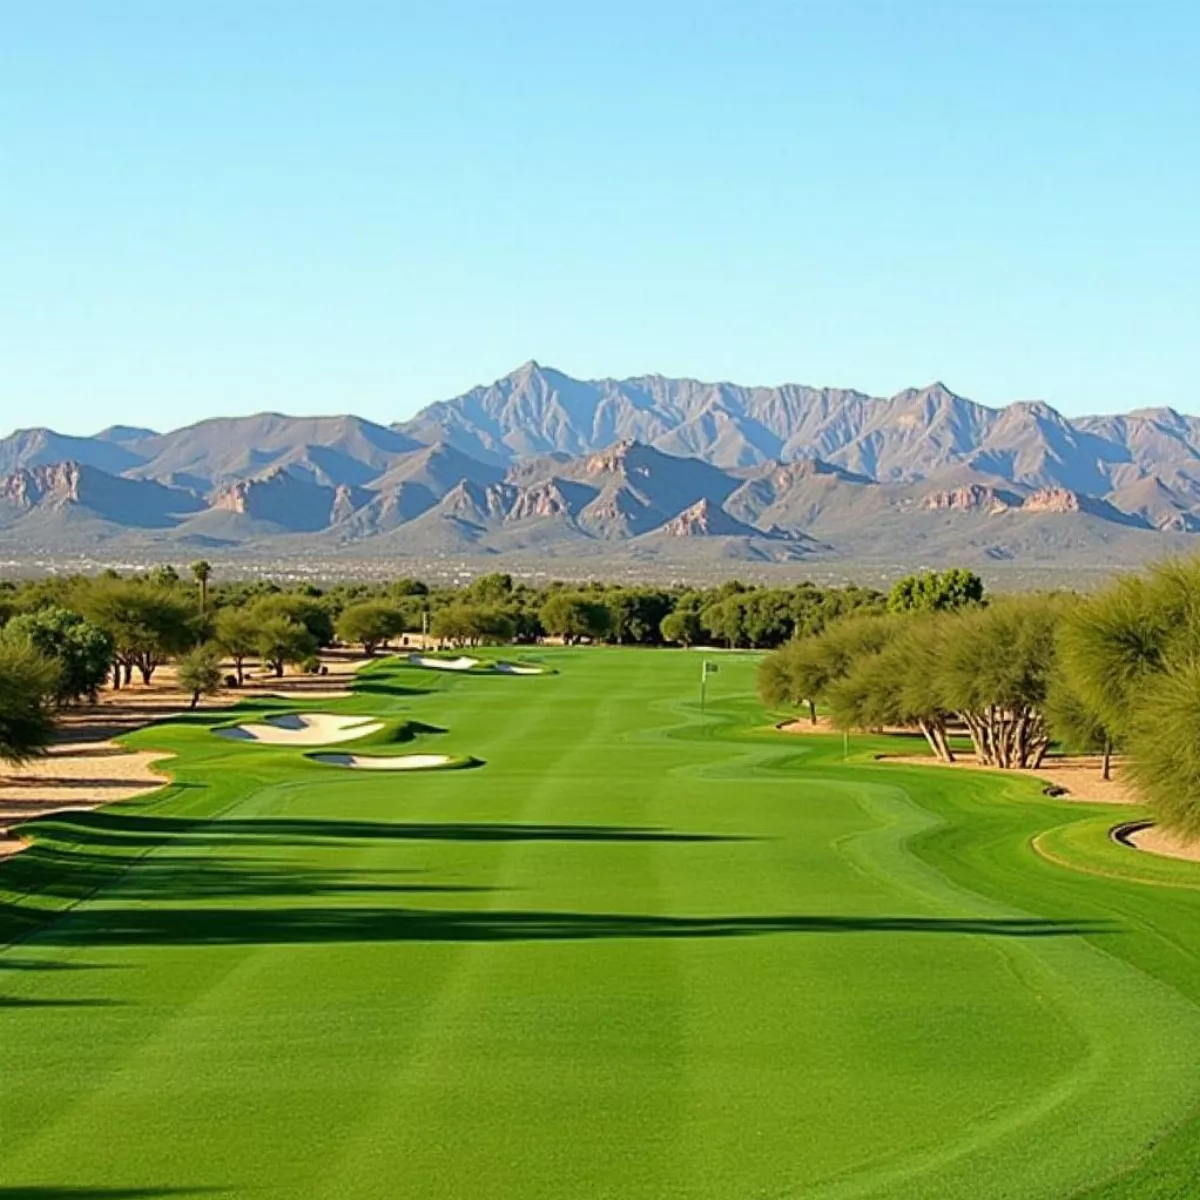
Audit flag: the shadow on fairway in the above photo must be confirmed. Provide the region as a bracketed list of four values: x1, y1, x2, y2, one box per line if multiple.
[353, 680, 434, 698]
[20, 810, 741, 849]
[19, 905, 1114, 948]
[0, 996, 124, 1009]
[0, 958, 119, 972]
[0, 1189, 224, 1198]
[19, 856, 501, 903]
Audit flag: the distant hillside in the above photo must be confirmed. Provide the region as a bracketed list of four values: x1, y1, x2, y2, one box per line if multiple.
[2, 361, 1200, 568]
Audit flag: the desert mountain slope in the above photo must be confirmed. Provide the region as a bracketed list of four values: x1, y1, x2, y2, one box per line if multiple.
[3, 362, 1200, 567]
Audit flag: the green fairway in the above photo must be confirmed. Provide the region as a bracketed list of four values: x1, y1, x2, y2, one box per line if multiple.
[4, 648, 1200, 1199]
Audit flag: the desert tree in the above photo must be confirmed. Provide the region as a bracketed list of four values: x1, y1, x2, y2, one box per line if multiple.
[758, 639, 825, 724]
[336, 601, 406, 656]
[0, 641, 59, 768]
[1125, 659, 1200, 839]
[935, 597, 1064, 769]
[1044, 674, 1117, 780]
[80, 580, 195, 687]
[430, 603, 516, 647]
[660, 607, 703, 648]
[539, 593, 611, 643]
[255, 616, 318, 678]
[888, 568, 984, 614]
[463, 573, 514, 605]
[249, 594, 335, 648]
[1, 606, 114, 705]
[604, 589, 673, 646]
[176, 644, 223, 710]
[1054, 557, 1200, 827]
[213, 607, 259, 685]
[757, 613, 896, 726]
[832, 618, 958, 761]
[1055, 574, 1173, 742]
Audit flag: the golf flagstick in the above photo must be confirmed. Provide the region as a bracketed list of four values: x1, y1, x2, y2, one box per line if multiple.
[701, 659, 718, 712]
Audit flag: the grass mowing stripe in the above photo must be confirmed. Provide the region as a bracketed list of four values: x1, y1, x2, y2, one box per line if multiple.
[2, 648, 1200, 1197]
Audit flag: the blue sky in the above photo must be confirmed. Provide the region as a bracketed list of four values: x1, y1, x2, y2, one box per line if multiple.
[1, 1, 1197, 433]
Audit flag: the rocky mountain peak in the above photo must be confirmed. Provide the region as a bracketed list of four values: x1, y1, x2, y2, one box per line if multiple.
[580, 439, 645, 476]
[922, 484, 1010, 513]
[507, 479, 574, 521]
[0, 461, 84, 509]
[660, 498, 719, 536]
[1021, 486, 1083, 514]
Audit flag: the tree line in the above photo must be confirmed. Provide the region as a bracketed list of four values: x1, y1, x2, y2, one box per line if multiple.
[758, 561, 1200, 839]
[0, 562, 893, 766]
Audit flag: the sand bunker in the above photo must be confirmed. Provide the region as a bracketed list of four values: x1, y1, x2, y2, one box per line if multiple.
[1116, 821, 1200, 864]
[310, 753, 454, 771]
[216, 713, 383, 746]
[406, 653, 545, 675]
[407, 654, 479, 671]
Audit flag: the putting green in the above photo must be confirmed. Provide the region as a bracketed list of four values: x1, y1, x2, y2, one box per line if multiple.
[3, 648, 1200, 1199]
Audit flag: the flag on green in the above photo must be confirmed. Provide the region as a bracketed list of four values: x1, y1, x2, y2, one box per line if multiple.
[703, 661, 719, 675]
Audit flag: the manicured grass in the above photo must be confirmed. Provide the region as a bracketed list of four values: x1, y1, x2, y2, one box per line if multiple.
[3, 648, 1200, 1199]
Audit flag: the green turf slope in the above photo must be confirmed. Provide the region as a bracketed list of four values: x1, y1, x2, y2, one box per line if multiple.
[2, 648, 1200, 1199]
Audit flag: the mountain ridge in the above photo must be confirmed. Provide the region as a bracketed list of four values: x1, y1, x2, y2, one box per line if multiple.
[4, 362, 1200, 568]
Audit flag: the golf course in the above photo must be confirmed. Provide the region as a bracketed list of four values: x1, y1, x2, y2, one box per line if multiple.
[4, 647, 1200, 1199]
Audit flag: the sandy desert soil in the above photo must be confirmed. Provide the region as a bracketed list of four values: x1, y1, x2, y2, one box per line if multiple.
[777, 717, 1133, 805]
[0, 742, 174, 854]
[0, 651, 375, 852]
[875, 751, 1136, 806]
[1126, 823, 1200, 864]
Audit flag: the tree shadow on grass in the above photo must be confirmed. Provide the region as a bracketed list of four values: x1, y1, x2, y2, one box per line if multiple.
[0, 996, 125, 1008]
[0, 1189, 224, 1198]
[0, 958, 118, 972]
[28, 856, 501, 904]
[352, 680, 435, 699]
[16, 905, 1114, 949]
[18, 810, 744, 851]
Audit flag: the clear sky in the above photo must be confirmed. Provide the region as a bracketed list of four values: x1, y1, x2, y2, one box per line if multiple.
[1, 1, 1197, 434]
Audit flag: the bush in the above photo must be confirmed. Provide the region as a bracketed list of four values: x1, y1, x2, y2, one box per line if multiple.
[0, 641, 59, 766]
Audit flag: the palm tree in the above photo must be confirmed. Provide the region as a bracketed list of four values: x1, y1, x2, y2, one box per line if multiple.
[190, 560, 213, 616]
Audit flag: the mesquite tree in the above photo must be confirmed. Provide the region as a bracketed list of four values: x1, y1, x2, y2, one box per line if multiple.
[81, 580, 195, 687]
[335, 601, 406, 656]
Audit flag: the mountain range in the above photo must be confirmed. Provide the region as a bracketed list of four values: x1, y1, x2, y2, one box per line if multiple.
[3, 361, 1200, 570]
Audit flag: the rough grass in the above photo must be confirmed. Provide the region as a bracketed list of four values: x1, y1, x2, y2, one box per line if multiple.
[1, 648, 1199, 1198]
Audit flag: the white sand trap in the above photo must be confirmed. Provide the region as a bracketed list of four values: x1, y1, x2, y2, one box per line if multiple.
[216, 712, 384, 746]
[407, 654, 480, 671]
[494, 662, 545, 675]
[310, 753, 454, 771]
